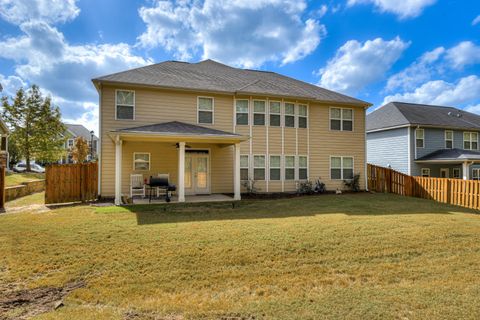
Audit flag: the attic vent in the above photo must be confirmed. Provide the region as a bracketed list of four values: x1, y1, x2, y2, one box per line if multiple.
[448, 111, 452, 116]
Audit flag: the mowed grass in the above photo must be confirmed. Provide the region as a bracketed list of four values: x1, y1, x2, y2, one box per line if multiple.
[5, 172, 45, 187]
[1, 193, 480, 319]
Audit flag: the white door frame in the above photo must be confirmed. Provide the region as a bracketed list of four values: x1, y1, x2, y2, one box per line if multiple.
[184, 149, 211, 195]
[440, 168, 449, 178]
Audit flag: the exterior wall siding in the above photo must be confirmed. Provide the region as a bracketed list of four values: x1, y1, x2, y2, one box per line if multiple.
[367, 127, 409, 174]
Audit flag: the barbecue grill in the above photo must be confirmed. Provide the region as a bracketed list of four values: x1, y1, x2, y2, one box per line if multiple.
[147, 176, 176, 203]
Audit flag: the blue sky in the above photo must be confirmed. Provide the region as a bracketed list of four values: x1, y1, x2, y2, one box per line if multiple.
[0, 0, 479, 133]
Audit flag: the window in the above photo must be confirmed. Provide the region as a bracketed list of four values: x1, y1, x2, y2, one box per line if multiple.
[285, 155, 295, 180]
[198, 97, 213, 124]
[464, 132, 478, 150]
[269, 155, 281, 181]
[445, 130, 453, 149]
[254, 155, 265, 180]
[453, 168, 461, 179]
[284, 103, 295, 128]
[1, 136, 6, 151]
[415, 128, 424, 148]
[236, 100, 249, 125]
[134, 153, 150, 171]
[330, 156, 354, 180]
[298, 156, 308, 180]
[330, 108, 353, 131]
[240, 155, 249, 180]
[298, 104, 307, 128]
[253, 100, 266, 125]
[116, 90, 135, 120]
[473, 169, 480, 180]
[67, 139, 74, 148]
[269, 101, 281, 126]
[421, 168, 430, 177]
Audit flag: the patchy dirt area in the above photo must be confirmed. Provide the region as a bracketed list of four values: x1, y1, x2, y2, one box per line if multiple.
[4, 204, 50, 215]
[0, 280, 85, 320]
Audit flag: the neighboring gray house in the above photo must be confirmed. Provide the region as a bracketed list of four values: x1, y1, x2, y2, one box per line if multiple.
[367, 102, 480, 180]
[62, 124, 98, 163]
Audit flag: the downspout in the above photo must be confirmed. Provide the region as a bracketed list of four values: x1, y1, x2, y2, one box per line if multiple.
[407, 126, 411, 175]
[98, 84, 102, 196]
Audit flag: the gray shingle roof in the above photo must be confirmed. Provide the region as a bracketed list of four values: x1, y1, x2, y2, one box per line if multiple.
[416, 148, 480, 161]
[115, 121, 241, 137]
[367, 102, 480, 132]
[65, 124, 98, 140]
[93, 60, 369, 106]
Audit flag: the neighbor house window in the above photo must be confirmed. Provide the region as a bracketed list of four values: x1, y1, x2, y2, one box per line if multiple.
[269, 155, 281, 181]
[453, 168, 461, 179]
[253, 155, 265, 180]
[67, 139, 74, 148]
[198, 97, 214, 124]
[416, 128, 424, 148]
[463, 132, 478, 150]
[421, 168, 430, 177]
[330, 108, 353, 131]
[298, 104, 308, 128]
[269, 101, 281, 126]
[253, 100, 266, 126]
[330, 156, 353, 180]
[0, 136, 6, 151]
[116, 90, 135, 120]
[473, 168, 480, 180]
[236, 100, 249, 125]
[284, 155, 295, 180]
[445, 130, 453, 149]
[240, 155, 249, 180]
[134, 153, 150, 171]
[298, 156, 308, 180]
[284, 103, 295, 128]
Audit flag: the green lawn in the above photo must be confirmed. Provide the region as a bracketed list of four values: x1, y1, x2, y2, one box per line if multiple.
[5, 172, 45, 187]
[1, 194, 480, 319]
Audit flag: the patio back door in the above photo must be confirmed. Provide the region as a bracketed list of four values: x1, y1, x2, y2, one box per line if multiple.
[185, 151, 210, 195]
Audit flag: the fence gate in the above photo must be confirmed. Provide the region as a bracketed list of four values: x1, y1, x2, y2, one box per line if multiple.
[45, 162, 98, 204]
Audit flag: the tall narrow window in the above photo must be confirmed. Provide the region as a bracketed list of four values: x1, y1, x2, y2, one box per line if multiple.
[198, 97, 213, 124]
[330, 156, 353, 180]
[342, 157, 354, 180]
[421, 168, 430, 177]
[284, 103, 295, 128]
[453, 168, 461, 179]
[254, 155, 265, 180]
[236, 100, 249, 125]
[116, 90, 135, 120]
[298, 104, 307, 128]
[269, 155, 281, 181]
[473, 169, 480, 180]
[330, 108, 353, 131]
[464, 132, 478, 150]
[240, 155, 249, 180]
[298, 156, 308, 180]
[133, 153, 150, 171]
[285, 155, 295, 180]
[269, 101, 281, 126]
[416, 128, 424, 148]
[445, 130, 453, 149]
[342, 109, 353, 131]
[253, 100, 266, 125]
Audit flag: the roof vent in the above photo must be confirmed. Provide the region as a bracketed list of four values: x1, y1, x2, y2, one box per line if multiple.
[457, 113, 462, 118]
[448, 111, 452, 116]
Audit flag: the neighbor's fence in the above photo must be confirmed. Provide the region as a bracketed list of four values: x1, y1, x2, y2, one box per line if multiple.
[45, 162, 98, 204]
[367, 163, 480, 210]
[0, 166, 5, 210]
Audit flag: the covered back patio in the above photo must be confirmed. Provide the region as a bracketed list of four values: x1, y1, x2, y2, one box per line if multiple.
[415, 148, 480, 179]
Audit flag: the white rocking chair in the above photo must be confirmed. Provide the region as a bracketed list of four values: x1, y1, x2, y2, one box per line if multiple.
[130, 174, 145, 198]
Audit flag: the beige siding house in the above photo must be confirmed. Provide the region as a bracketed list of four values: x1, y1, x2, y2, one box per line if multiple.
[92, 60, 371, 204]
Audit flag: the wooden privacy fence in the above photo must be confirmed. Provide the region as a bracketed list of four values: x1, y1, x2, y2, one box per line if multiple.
[0, 166, 5, 210]
[367, 163, 480, 210]
[45, 162, 98, 204]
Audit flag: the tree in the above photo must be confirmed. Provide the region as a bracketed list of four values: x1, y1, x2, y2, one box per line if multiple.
[2, 85, 66, 171]
[71, 137, 89, 163]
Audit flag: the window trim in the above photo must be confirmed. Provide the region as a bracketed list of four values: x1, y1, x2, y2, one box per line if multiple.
[253, 99, 266, 126]
[473, 168, 480, 180]
[269, 154, 281, 181]
[445, 130, 453, 149]
[253, 154, 266, 181]
[298, 155, 308, 180]
[329, 107, 354, 131]
[133, 152, 151, 171]
[235, 99, 249, 126]
[115, 89, 135, 121]
[284, 102, 296, 128]
[330, 156, 354, 180]
[67, 139, 74, 148]
[421, 168, 430, 177]
[453, 168, 461, 179]
[197, 96, 215, 125]
[268, 100, 282, 127]
[240, 154, 249, 181]
[297, 104, 308, 129]
[284, 155, 296, 180]
[463, 131, 478, 150]
[415, 128, 425, 148]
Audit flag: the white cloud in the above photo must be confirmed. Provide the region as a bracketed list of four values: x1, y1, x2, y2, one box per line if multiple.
[383, 75, 480, 106]
[347, 0, 436, 19]
[62, 102, 99, 134]
[137, 0, 326, 68]
[445, 41, 480, 70]
[318, 37, 409, 94]
[465, 104, 480, 115]
[0, 73, 27, 97]
[472, 15, 480, 26]
[0, 0, 80, 25]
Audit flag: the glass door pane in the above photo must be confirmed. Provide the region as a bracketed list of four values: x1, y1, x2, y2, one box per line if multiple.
[185, 156, 192, 189]
[196, 157, 208, 190]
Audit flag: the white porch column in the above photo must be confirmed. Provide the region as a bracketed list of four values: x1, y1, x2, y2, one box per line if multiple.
[463, 161, 470, 180]
[114, 137, 123, 205]
[178, 142, 186, 202]
[234, 143, 241, 200]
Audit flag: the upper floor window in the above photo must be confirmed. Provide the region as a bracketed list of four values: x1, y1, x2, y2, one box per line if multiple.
[445, 130, 453, 149]
[253, 100, 266, 126]
[133, 152, 150, 171]
[269, 101, 281, 127]
[269, 155, 281, 181]
[240, 155, 249, 180]
[298, 104, 308, 128]
[330, 108, 353, 131]
[198, 97, 214, 124]
[415, 128, 424, 148]
[464, 132, 478, 150]
[236, 100, 249, 125]
[284, 103, 295, 128]
[330, 156, 353, 180]
[116, 90, 135, 120]
[67, 139, 74, 148]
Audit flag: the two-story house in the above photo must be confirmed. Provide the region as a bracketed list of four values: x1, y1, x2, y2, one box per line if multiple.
[92, 60, 371, 204]
[367, 102, 480, 179]
[61, 123, 99, 163]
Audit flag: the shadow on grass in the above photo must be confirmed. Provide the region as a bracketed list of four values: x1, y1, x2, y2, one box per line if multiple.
[95, 193, 475, 226]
